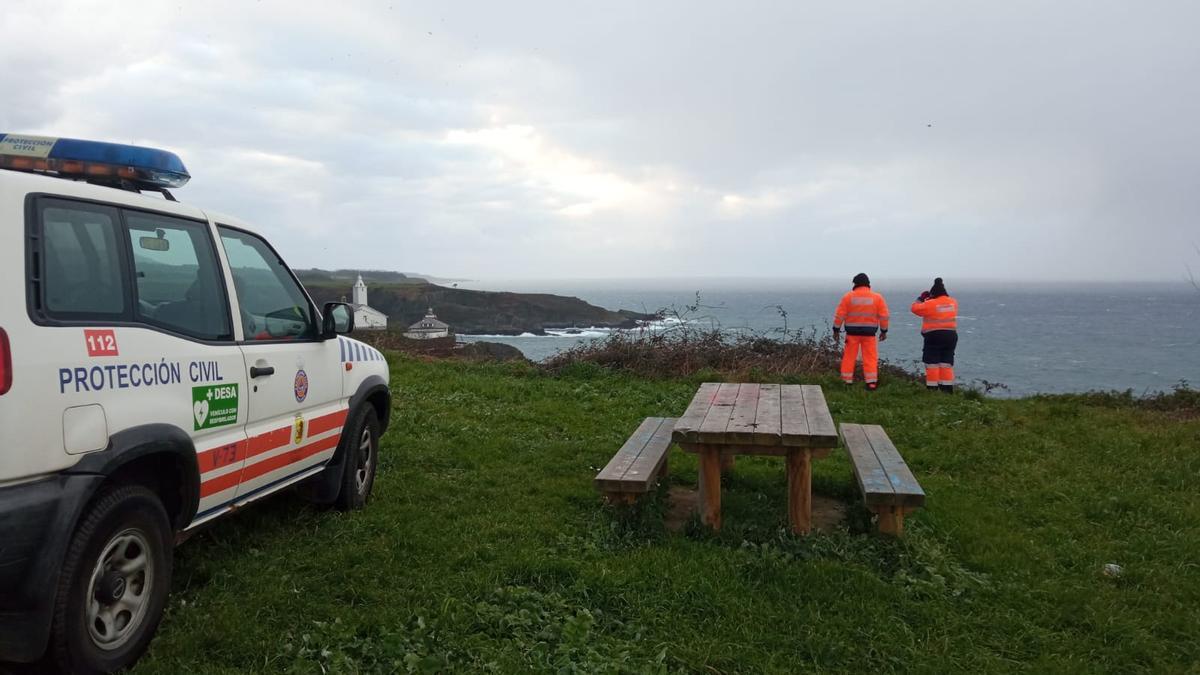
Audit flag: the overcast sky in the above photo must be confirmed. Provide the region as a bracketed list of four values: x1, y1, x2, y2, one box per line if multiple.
[3, 1, 1198, 281]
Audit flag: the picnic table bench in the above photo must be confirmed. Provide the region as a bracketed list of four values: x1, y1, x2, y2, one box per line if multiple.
[673, 383, 839, 534]
[839, 423, 925, 536]
[594, 417, 675, 504]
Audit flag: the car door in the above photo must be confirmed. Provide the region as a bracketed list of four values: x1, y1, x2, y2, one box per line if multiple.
[27, 198, 249, 525]
[216, 225, 346, 503]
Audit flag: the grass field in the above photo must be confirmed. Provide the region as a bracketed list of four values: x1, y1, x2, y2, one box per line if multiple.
[134, 355, 1200, 673]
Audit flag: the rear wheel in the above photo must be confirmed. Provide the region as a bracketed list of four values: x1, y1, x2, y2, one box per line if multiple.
[335, 406, 380, 511]
[50, 485, 172, 674]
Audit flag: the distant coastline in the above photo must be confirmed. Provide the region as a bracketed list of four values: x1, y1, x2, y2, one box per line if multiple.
[300, 273, 657, 336]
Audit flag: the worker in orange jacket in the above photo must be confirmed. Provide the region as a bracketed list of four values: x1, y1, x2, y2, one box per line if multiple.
[832, 273, 890, 390]
[910, 277, 959, 393]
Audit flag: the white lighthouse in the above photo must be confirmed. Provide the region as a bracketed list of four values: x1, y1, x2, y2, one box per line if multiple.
[350, 274, 388, 330]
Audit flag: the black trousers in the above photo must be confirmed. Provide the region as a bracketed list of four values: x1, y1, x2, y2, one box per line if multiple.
[921, 330, 958, 365]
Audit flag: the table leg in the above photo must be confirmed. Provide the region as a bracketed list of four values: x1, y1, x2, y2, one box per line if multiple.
[720, 452, 735, 473]
[698, 446, 723, 530]
[786, 449, 812, 535]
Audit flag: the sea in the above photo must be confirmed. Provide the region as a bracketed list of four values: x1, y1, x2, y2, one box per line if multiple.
[456, 278, 1200, 397]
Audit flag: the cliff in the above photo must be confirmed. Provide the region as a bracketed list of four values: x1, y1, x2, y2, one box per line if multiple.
[303, 281, 656, 335]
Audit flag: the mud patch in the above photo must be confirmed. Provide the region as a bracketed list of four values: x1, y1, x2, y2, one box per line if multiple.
[664, 487, 847, 533]
[664, 487, 699, 532]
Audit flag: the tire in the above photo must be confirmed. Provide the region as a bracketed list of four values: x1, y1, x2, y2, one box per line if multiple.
[49, 485, 173, 675]
[335, 406, 380, 511]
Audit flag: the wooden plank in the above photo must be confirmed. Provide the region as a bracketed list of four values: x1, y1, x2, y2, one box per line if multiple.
[753, 384, 783, 445]
[863, 424, 925, 508]
[619, 418, 675, 491]
[680, 442, 790, 457]
[696, 383, 741, 442]
[595, 417, 670, 493]
[595, 417, 657, 489]
[698, 446, 723, 530]
[779, 385, 811, 444]
[672, 382, 721, 443]
[839, 423, 896, 506]
[725, 383, 762, 444]
[800, 385, 838, 445]
[786, 449, 813, 535]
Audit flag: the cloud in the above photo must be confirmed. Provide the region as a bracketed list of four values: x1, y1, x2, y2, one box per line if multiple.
[1, 0, 1197, 280]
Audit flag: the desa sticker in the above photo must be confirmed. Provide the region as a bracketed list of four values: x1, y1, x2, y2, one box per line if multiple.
[193, 383, 239, 431]
[294, 369, 309, 402]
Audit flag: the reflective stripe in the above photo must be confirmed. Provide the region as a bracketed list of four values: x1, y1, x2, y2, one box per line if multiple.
[845, 312, 878, 319]
[850, 297, 875, 306]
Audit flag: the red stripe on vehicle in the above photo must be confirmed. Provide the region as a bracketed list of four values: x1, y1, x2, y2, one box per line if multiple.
[199, 433, 341, 498]
[197, 440, 248, 474]
[236, 433, 342, 486]
[308, 408, 348, 437]
[247, 427, 292, 459]
[199, 468, 242, 499]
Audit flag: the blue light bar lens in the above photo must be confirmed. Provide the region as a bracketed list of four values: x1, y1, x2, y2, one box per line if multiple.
[0, 134, 190, 188]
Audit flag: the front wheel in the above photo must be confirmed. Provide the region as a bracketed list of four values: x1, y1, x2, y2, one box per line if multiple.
[50, 485, 173, 674]
[335, 406, 380, 511]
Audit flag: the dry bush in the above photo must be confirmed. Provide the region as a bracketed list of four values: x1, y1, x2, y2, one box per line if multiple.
[543, 304, 915, 382]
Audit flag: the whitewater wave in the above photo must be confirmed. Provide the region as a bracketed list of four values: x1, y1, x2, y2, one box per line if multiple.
[463, 327, 615, 339]
[544, 328, 613, 338]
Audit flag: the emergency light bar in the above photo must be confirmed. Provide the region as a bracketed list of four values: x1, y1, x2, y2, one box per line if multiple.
[0, 134, 190, 189]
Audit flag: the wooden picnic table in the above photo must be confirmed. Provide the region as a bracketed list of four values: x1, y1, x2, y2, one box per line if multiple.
[672, 383, 839, 534]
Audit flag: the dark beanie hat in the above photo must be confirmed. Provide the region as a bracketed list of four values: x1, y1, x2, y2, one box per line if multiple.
[930, 277, 947, 297]
[852, 273, 870, 287]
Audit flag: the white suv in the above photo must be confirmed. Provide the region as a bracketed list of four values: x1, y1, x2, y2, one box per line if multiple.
[0, 135, 391, 674]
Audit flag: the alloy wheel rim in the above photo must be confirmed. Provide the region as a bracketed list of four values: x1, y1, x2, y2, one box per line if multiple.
[85, 528, 154, 651]
[355, 427, 373, 494]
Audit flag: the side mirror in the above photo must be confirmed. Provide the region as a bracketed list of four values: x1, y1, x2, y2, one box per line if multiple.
[322, 302, 354, 339]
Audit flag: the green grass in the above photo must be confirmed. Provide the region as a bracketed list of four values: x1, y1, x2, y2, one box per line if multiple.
[134, 356, 1200, 674]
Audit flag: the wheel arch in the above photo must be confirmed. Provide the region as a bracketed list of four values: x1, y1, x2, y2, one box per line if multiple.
[68, 423, 201, 532]
[352, 375, 391, 434]
[294, 377, 389, 505]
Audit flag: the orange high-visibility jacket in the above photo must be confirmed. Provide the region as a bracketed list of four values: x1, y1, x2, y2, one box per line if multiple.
[833, 287, 890, 336]
[911, 294, 959, 333]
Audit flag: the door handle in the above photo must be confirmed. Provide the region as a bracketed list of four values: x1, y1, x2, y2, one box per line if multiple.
[250, 365, 275, 378]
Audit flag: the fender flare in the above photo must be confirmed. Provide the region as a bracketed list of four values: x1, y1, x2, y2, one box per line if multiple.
[68, 423, 201, 530]
[349, 374, 391, 433]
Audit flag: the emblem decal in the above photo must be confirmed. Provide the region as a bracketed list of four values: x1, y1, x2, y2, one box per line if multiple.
[294, 369, 309, 402]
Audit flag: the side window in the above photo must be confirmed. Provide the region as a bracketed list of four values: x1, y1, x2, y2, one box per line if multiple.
[218, 227, 316, 341]
[125, 212, 232, 341]
[39, 201, 127, 318]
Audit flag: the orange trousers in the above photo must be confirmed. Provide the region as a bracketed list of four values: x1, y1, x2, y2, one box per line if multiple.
[925, 364, 955, 386]
[840, 335, 878, 384]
